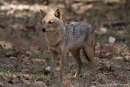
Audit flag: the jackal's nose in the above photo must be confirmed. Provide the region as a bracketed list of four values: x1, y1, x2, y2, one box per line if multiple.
[42, 28, 46, 32]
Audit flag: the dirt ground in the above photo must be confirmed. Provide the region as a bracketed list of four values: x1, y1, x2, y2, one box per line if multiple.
[0, 0, 130, 87]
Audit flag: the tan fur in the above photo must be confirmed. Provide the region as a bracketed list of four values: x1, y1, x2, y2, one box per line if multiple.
[40, 9, 96, 82]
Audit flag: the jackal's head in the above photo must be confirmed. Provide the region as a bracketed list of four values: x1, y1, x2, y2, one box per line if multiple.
[40, 9, 63, 32]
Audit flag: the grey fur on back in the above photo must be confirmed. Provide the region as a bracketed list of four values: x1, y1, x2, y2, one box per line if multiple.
[65, 21, 94, 50]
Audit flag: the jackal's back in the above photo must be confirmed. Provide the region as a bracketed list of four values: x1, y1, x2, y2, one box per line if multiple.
[65, 22, 94, 49]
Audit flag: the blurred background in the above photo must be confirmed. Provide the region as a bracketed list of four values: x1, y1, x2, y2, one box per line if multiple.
[0, 0, 130, 52]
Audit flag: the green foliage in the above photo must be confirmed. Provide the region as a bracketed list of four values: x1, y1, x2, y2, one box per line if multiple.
[122, 44, 129, 55]
[0, 66, 11, 73]
[112, 59, 130, 66]
[30, 53, 43, 58]
[21, 31, 33, 42]
[24, 84, 35, 87]
[43, 53, 51, 59]
[30, 53, 51, 59]
[108, 0, 119, 3]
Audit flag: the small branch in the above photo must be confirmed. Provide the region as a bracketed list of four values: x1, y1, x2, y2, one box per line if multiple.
[103, 20, 130, 28]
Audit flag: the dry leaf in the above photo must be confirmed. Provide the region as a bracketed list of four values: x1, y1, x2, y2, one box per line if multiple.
[33, 81, 47, 87]
[124, 65, 130, 71]
[21, 69, 31, 73]
[22, 79, 32, 85]
[31, 59, 46, 63]
[62, 80, 71, 86]
[24, 25, 36, 32]
[124, 56, 129, 62]
[26, 50, 32, 56]
[0, 82, 4, 87]
[71, 69, 76, 76]
[0, 41, 12, 49]
[104, 63, 111, 70]
[12, 75, 17, 79]
[9, 78, 19, 84]
[21, 54, 26, 58]
[30, 46, 40, 53]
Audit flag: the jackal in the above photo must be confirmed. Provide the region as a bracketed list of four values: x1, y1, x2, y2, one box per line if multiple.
[40, 9, 96, 82]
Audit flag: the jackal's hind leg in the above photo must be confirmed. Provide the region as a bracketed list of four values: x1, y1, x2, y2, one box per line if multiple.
[71, 49, 82, 77]
[83, 45, 96, 78]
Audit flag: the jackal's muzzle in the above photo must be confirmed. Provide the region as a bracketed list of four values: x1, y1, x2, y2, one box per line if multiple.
[42, 28, 46, 32]
[42, 28, 53, 32]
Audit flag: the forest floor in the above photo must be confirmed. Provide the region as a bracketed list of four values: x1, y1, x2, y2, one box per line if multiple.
[0, 0, 130, 87]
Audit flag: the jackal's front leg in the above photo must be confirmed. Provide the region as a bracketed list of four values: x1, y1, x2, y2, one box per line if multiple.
[50, 50, 58, 80]
[58, 53, 66, 82]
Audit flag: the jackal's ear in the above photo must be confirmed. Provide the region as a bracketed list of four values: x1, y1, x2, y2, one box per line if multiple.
[40, 9, 46, 18]
[54, 9, 61, 19]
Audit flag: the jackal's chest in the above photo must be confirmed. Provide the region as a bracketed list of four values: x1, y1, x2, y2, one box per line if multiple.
[45, 34, 61, 46]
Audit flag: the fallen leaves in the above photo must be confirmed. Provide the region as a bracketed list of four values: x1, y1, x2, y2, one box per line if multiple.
[124, 56, 130, 62]
[8, 74, 48, 87]
[26, 50, 32, 56]
[23, 25, 36, 32]
[30, 46, 40, 54]
[62, 79, 71, 86]
[95, 44, 124, 58]
[0, 41, 13, 49]
[33, 81, 47, 87]
[21, 69, 31, 73]
[124, 65, 130, 71]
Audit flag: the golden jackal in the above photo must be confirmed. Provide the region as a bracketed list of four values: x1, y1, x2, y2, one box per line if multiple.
[40, 9, 96, 82]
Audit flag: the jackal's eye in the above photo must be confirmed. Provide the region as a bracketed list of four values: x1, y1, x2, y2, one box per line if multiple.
[48, 21, 54, 24]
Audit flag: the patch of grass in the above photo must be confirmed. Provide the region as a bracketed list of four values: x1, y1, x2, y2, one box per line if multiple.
[0, 66, 9, 72]
[99, 35, 108, 45]
[25, 84, 35, 87]
[31, 67, 38, 74]
[43, 54, 51, 59]
[0, 52, 5, 58]
[80, 68, 87, 74]
[30, 53, 51, 59]
[30, 53, 43, 58]
[108, 0, 119, 3]
[32, 74, 48, 81]
[122, 44, 129, 55]
[112, 9, 122, 17]
[127, 75, 130, 81]
[112, 59, 130, 66]
[21, 31, 33, 42]
[0, 66, 11, 74]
